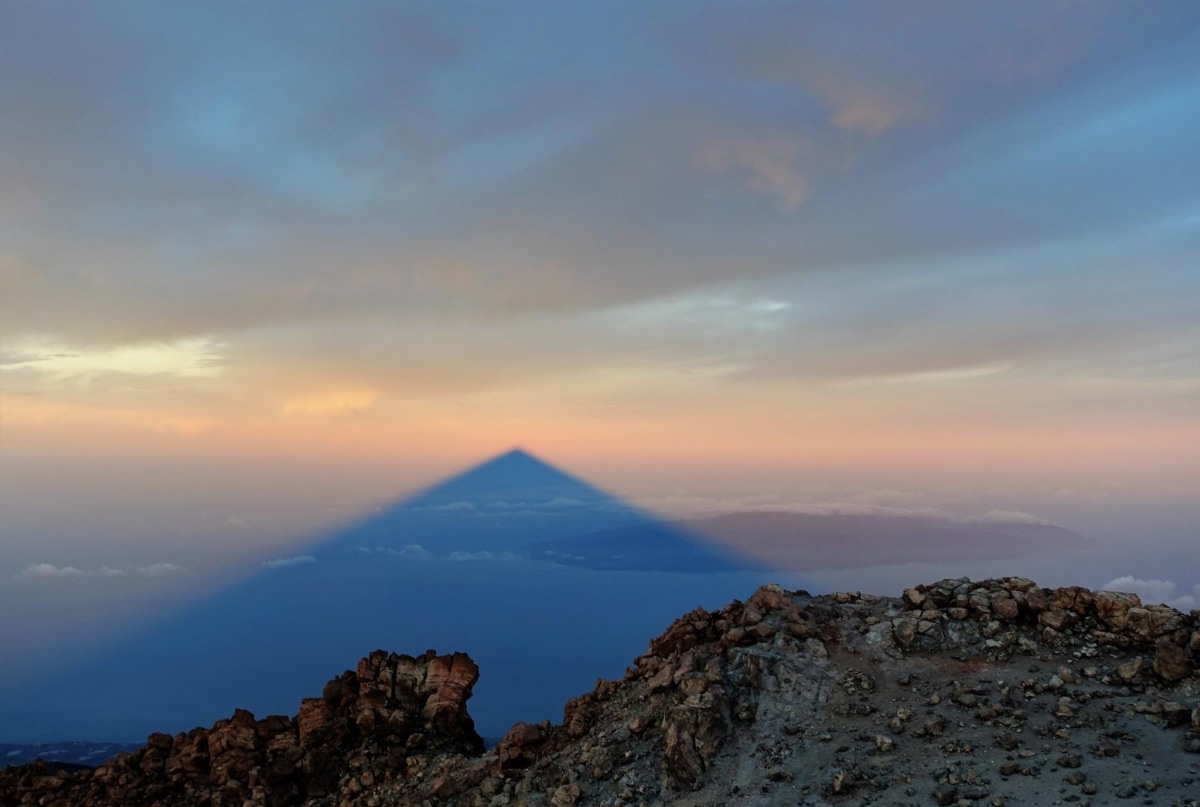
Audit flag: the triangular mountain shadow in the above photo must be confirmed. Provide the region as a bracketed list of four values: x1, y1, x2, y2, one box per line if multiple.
[320, 448, 759, 573]
[0, 450, 782, 744]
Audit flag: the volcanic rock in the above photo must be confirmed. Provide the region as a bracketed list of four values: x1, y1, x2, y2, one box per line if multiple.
[0, 649, 481, 806]
[1154, 638, 1192, 682]
[3, 577, 1199, 807]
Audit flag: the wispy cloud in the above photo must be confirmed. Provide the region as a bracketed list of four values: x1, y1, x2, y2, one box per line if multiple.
[1100, 576, 1196, 610]
[445, 550, 524, 562]
[695, 134, 812, 209]
[355, 544, 527, 563]
[836, 362, 1014, 389]
[417, 501, 480, 513]
[138, 563, 183, 576]
[627, 489, 1064, 527]
[19, 563, 88, 579]
[964, 510, 1047, 526]
[281, 391, 379, 418]
[1, 337, 224, 379]
[16, 563, 183, 580]
[357, 544, 434, 561]
[409, 497, 605, 516]
[544, 497, 586, 508]
[262, 555, 317, 569]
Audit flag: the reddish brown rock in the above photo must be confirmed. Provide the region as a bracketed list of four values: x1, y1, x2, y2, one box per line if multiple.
[786, 607, 818, 639]
[430, 773, 458, 799]
[648, 606, 717, 657]
[722, 626, 754, 646]
[1094, 590, 1142, 630]
[495, 721, 550, 774]
[1039, 608, 1075, 631]
[1006, 577, 1037, 592]
[0, 650, 483, 807]
[1052, 586, 1094, 615]
[1153, 639, 1191, 682]
[1127, 605, 1187, 640]
[751, 621, 777, 640]
[993, 596, 1020, 621]
[1024, 588, 1050, 613]
[748, 583, 793, 613]
[648, 662, 678, 693]
[297, 697, 331, 748]
[420, 652, 482, 740]
[562, 680, 618, 738]
[1117, 657, 1143, 683]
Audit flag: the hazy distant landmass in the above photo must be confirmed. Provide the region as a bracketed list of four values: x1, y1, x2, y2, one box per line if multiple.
[530, 510, 1091, 573]
[682, 511, 1094, 570]
[528, 521, 765, 573]
[0, 742, 137, 769]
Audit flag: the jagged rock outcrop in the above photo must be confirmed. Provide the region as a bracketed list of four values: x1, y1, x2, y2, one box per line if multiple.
[3, 578, 1199, 807]
[361, 577, 1199, 806]
[895, 578, 1196, 664]
[0, 649, 482, 806]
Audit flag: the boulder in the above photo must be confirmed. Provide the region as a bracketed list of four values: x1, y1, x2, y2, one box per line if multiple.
[1094, 591, 1142, 631]
[496, 721, 549, 774]
[1116, 657, 1143, 684]
[1153, 639, 1191, 682]
[1038, 609, 1074, 631]
[992, 595, 1020, 621]
[1024, 588, 1050, 614]
[892, 618, 918, 649]
[748, 583, 793, 613]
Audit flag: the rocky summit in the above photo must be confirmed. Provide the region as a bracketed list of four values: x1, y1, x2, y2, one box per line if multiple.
[3, 578, 1199, 807]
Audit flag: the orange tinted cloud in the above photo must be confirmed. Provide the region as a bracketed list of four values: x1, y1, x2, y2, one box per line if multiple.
[695, 134, 813, 209]
[281, 390, 380, 418]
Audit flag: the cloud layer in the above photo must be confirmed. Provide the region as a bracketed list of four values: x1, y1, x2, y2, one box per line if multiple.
[262, 555, 317, 569]
[17, 563, 183, 581]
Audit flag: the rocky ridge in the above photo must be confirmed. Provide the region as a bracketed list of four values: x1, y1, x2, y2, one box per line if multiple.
[0, 650, 482, 806]
[2, 577, 1198, 807]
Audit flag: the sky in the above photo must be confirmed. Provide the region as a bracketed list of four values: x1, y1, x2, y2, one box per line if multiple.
[1, 2, 1199, 646]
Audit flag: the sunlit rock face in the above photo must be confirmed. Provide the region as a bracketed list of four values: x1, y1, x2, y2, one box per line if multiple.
[0, 450, 775, 742]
